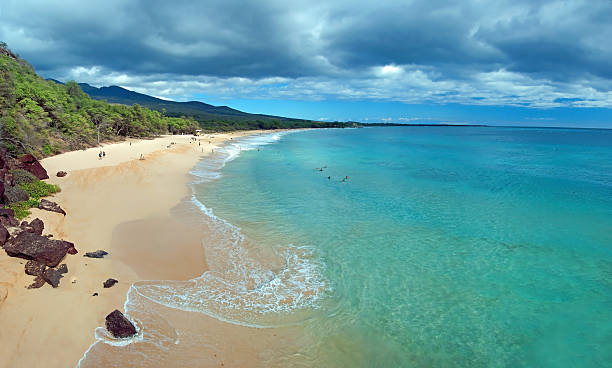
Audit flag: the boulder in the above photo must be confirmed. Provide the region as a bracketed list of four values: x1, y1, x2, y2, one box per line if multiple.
[103, 278, 118, 288]
[17, 154, 48, 180]
[3, 185, 29, 204]
[57, 263, 68, 274]
[66, 244, 78, 255]
[38, 199, 66, 216]
[0, 208, 15, 217]
[23, 218, 44, 235]
[105, 309, 137, 338]
[3, 231, 74, 267]
[0, 224, 8, 246]
[27, 276, 46, 289]
[42, 268, 63, 288]
[24, 260, 46, 276]
[56, 171, 67, 177]
[84, 250, 108, 258]
[0, 208, 18, 227]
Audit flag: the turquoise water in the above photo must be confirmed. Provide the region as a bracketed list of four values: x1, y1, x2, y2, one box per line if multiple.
[193, 127, 612, 367]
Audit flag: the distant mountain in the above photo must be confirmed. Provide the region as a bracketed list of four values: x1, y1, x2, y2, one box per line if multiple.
[75, 83, 305, 124]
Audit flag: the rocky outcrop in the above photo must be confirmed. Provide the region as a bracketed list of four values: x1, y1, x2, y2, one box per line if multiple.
[3, 231, 76, 267]
[42, 268, 63, 288]
[24, 260, 46, 276]
[0, 181, 4, 204]
[21, 218, 44, 235]
[0, 224, 8, 246]
[84, 250, 108, 258]
[105, 310, 137, 338]
[0, 208, 18, 227]
[27, 276, 45, 289]
[3, 185, 29, 204]
[66, 244, 78, 255]
[56, 171, 67, 177]
[103, 278, 118, 288]
[57, 264, 68, 274]
[38, 199, 66, 216]
[17, 154, 49, 180]
[0, 208, 15, 218]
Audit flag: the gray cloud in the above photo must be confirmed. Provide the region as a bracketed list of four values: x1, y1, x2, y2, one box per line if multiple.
[1, 0, 611, 107]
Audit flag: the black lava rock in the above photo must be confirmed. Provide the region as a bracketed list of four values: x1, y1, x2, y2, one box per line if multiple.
[84, 250, 108, 258]
[105, 309, 137, 338]
[103, 278, 118, 288]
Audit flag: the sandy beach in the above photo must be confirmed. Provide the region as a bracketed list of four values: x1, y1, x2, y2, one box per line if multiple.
[0, 131, 261, 368]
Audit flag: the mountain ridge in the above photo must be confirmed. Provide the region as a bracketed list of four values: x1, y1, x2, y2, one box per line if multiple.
[66, 81, 307, 123]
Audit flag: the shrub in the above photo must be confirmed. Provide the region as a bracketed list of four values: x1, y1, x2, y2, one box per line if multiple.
[19, 180, 60, 199]
[42, 144, 53, 156]
[10, 168, 37, 185]
[7, 198, 40, 219]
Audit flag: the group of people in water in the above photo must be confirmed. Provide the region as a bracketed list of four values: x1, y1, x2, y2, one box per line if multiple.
[316, 166, 350, 182]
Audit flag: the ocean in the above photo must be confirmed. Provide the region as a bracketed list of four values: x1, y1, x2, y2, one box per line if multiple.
[79, 126, 612, 367]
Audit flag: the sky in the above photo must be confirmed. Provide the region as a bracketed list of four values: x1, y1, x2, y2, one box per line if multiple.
[1, 0, 611, 128]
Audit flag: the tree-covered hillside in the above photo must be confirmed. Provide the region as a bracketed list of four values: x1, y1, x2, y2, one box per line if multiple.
[0, 43, 199, 158]
[76, 83, 355, 131]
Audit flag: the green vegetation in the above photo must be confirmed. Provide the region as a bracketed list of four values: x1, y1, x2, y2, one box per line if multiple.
[3, 168, 61, 219]
[19, 180, 60, 199]
[0, 43, 199, 159]
[7, 198, 40, 220]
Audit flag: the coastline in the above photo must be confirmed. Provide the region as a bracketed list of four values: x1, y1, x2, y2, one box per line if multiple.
[0, 131, 265, 368]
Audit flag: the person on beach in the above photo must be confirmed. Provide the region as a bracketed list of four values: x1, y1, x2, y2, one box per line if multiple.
[98, 151, 102, 160]
[103, 151, 106, 157]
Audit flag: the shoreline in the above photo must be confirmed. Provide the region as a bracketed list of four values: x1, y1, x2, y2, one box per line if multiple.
[0, 131, 269, 368]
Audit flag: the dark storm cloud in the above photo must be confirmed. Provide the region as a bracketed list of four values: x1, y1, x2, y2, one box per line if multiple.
[1, 0, 611, 107]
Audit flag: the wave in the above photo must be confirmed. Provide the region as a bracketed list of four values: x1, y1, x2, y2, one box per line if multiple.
[190, 130, 297, 183]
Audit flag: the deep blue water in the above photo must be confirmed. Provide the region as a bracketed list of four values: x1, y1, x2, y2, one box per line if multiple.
[194, 126, 612, 367]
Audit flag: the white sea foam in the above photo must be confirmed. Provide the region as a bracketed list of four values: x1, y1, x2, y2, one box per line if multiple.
[190, 131, 295, 183]
[169, 130, 328, 324]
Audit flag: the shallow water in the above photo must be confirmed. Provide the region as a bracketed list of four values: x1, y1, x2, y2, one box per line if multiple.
[80, 127, 612, 367]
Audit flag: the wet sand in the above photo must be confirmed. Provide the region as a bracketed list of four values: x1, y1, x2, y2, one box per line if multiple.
[111, 215, 208, 281]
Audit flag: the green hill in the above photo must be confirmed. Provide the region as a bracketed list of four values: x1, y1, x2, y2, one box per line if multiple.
[0, 43, 199, 158]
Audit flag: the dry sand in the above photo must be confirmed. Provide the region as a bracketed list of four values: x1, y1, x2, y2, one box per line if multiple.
[0, 131, 262, 368]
